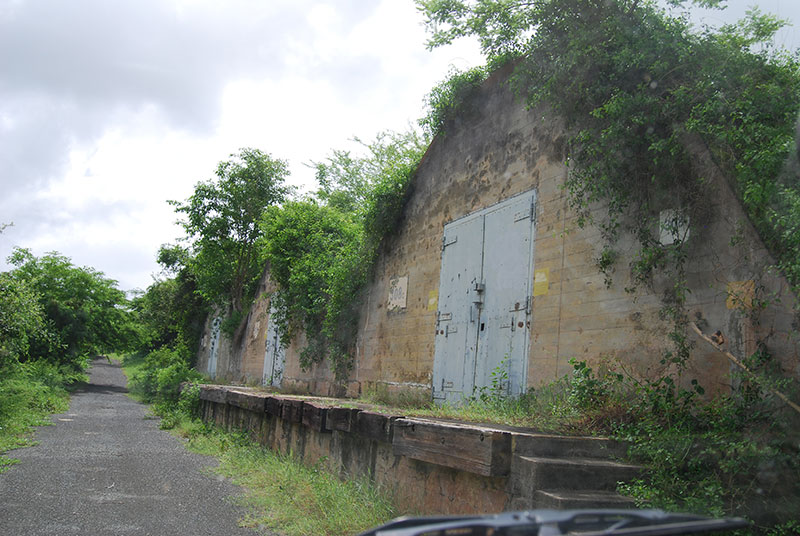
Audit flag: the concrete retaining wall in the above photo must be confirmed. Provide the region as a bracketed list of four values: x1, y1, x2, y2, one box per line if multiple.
[198, 385, 636, 515]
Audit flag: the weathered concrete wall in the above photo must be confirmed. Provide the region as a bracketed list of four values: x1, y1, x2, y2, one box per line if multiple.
[195, 273, 281, 385]
[197, 386, 635, 515]
[199, 388, 510, 515]
[199, 68, 798, 398]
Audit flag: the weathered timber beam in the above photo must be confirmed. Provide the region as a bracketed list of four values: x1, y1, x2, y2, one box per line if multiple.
[356, 411, 401, 443]
[326, 407, 360, 433]
[199, 385, 227, 404]
[302, 401, 329, 432]
[283, 398, 304, 423]
[392, 418, 512, 477]
[226, 390, 268, 413]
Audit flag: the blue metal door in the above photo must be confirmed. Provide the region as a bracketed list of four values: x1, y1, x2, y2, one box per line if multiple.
[208, 316, 222, 379]
[262, 304, 285, 387]
[432, 215, 484, 403]
[432, 191, 536, 403]
[476, 193, 535, 397]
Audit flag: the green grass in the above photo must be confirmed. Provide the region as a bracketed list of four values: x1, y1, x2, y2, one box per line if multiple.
[186, 427, 396, 536]
[119, 352, 147, 402]
[358, 378, 583, 434]
[0, 362, 84, 472]
[165, 416, 397, 536]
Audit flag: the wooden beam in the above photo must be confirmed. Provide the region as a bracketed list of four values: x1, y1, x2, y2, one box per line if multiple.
[226, 390, 267, 413]
[690, 322, 800, 416]
[199, 386, 227, 404]
[283, 398, 304, 423]
[265, 395, 284, 418]
[326, 407, 360, 433]
[356, 411, 396, 443]
[302, 401, 329, 432]
[392, 418, 512, 477]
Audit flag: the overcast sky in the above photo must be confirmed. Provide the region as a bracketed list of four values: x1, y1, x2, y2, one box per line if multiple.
[1, 1, 799, 293]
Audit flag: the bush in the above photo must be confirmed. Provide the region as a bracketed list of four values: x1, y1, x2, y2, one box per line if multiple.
[0, 360, 83, 468]
[128, 346, 202, 403]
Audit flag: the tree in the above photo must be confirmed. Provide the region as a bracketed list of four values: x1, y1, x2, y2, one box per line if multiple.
[132, 246, 208, 357]
[261, 130, 427, 378]
[0, 272, 49, 370]
[7, 248, 135, 368]
[170, 148, 291, 315]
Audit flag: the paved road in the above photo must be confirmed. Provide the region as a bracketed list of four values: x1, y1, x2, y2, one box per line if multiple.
[0, 358, 260, 536]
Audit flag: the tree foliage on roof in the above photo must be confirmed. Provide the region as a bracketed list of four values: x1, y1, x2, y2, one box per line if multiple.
[170, 148, 292, 317]
[260, 131, 428, 379]
[418, 0, 800, 295]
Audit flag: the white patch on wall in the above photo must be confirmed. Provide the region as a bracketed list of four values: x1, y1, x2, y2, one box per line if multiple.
[387, 275, 408, 311]
[659, 209, 690, 245]
[208, 317, 222, 379]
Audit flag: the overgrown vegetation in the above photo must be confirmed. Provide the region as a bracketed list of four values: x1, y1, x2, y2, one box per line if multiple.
[418, 0, 800, 296]
[357, 356, 798, 529]
[125, 148, 290, 401]
[414, 1, 800, 527]
[0, 248, 129, 466]
[0, 361, 83, 472]
[169, 147, 291, 335]
[260, 131, 428, 379]
[419, 65, 489, 137]
[127, 248, 208, 404]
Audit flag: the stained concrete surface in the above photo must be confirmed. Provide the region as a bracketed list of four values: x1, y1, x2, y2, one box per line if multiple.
[0, 358, 261, 536]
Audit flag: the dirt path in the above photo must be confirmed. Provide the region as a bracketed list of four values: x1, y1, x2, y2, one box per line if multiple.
[0, 358, 260, 536]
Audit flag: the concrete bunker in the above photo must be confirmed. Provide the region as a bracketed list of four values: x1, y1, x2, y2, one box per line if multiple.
[195, 68, 799, 403]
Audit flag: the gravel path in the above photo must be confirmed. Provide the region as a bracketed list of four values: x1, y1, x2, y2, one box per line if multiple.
[0, 358, 260, 536]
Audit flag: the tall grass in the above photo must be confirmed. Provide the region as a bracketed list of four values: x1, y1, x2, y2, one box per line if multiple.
[183, 426, 396, 536]
[135, 380, 397, 536]
[0, 361, 86, 471]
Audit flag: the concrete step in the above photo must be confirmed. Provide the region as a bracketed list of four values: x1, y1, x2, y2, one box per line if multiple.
[513, 433, 628, 460]
[512, 455, 642, 492]
[534, 489, 637, 509]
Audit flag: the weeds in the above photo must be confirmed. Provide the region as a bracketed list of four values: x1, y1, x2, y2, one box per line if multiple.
[0, 360, 85, 471]
[146, 384, 396, 536]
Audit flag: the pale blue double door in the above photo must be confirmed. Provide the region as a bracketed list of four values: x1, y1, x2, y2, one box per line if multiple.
[432, 191, 536, 404]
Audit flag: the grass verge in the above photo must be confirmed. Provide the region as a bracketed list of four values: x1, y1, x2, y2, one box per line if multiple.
[124, 365, 397, 536]
[0, 361, 86, 472]
[178, 424, 396, 536]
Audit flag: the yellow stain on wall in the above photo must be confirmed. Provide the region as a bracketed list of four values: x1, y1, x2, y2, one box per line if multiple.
[726, 280, 755, 310]
[533, 268, 550, 297]
[427, 290, 439, 311]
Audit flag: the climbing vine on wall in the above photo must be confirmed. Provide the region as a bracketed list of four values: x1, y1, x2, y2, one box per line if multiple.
[259, 131, 428, 380]
[418, 0, 800, 373]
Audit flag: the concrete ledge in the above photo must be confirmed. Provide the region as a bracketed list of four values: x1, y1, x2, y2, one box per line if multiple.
[198, 385, 227, 404]
[226, 389, 269, 413]
[193, 384, 638, 516]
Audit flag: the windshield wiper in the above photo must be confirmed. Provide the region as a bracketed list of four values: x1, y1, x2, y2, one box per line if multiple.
[358, 509, 750, 536]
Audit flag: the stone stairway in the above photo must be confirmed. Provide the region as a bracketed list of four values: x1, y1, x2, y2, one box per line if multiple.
[507, 433, 640, 510]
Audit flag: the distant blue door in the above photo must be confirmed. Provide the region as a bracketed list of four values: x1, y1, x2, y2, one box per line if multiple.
[432, 191, 536, 403]
[262, 305, 285, 387]
[208, 317, 222, 379]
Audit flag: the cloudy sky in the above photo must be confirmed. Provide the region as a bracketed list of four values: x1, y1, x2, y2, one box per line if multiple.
[1, 1, 799, 292]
